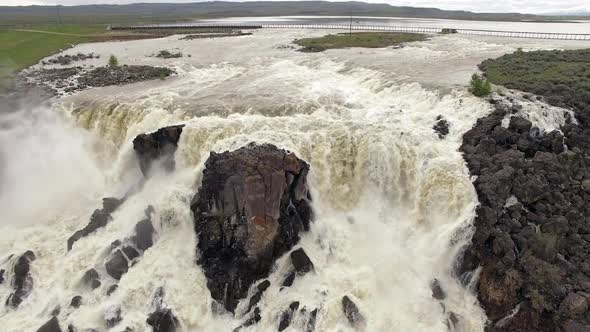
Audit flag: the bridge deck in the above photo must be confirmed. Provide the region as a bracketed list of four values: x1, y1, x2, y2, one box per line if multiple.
[110, 24, 590, 41]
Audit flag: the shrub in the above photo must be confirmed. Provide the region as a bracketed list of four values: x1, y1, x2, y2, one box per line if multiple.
[469, 74, 492, 97]
[108, 55, 118, 67]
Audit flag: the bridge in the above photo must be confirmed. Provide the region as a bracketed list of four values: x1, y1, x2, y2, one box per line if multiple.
[110, 23, 590, 41]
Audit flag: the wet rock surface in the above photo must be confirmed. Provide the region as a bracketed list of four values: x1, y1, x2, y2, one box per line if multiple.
[68, 197, 122, 251]
[433, 115, 450, 139]
[81, 268, 101, 289]
[460, 94, 590, 331]
[191, 143, 313, 312]
[133, 125, 185, 176]
[342, 295, 364, 327]
[6, 250, 36, 308]
[147, 288, 179, 332]
[36, 316, 62, 332]
[104, 208, 156, 280]
[78, 65, 174, 88]
[298, 45, 326, 53]
[42, 53, 99, 66]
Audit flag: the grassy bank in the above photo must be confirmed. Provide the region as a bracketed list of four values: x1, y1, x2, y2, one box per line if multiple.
[0, 25, 105, 81]
[480, 49, 590, 109]
[293, 32, 427, 51]
[0, 24, 172, 89]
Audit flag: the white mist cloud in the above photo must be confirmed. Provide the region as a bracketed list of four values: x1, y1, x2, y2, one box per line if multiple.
[1, 0, 589, 14]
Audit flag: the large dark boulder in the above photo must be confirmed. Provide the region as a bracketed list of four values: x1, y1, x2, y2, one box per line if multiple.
[191, 143, 313, 312]
[81, 268, 101, 289]
[133, 125, 184, 176]
[147, 308, 179, 332]
[105, 249, 129, 280]
[433, 115, 450, 139]
[104, 208, 156, 280]
[7, 250, 36, 308]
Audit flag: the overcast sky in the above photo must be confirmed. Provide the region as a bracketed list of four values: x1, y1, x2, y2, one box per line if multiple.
[0, 0, 588, 14]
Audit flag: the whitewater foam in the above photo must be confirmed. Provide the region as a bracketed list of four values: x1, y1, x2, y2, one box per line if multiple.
[1, 30, 580, 332]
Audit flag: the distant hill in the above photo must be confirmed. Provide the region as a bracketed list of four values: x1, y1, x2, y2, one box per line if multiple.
[0, 1, 576, 26]
[545, 10, 590, 17]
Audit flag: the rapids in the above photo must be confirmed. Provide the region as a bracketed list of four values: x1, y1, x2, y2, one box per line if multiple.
[0, 30, 583, 332]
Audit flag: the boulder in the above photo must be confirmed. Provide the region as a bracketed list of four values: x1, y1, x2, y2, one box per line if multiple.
[81, 268, 101, 289]
[342, 295, 364, 327]
[70, 295, 82, 308]
[430, 279, 446, 300]
[508, 117, 532, 135]
[234, 307, 261, 331]
[245, 280, 270, 314]
[433, 116, 450, 139]
[291, 248, 314, 275]
[134, 218, 155, 251]
[105, 249, 129, 280]
[36, 316, 62, 332]
[106, 284, 118, 296]
[105, 306, 122, 328]
[191, 143, 312, 312]
[278, 301, 300, 331]
[147, 308, 179, 332]
[132, 125, 185, 176]
[560, 293, 589, 317]
[7, 250, 36, 307]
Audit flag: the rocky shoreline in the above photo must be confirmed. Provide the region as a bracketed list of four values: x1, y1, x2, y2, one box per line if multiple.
[17, 64, 174, 96]
[460, 87, 590, 331]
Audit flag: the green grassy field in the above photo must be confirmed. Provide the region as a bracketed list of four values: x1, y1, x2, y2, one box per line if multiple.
[0, 25, 108, 86]
[293, 32, 427, 51]
[480, 49, 590, 109]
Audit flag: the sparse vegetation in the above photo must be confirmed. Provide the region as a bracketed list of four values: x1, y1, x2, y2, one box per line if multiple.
[108, 55, 118, 67]
[293, 32, 427, 52]
[469, 73, 492, 97]
[159, 68, 170, 80]
[0, 24, 173, 89]
[479, 49, 590, 109]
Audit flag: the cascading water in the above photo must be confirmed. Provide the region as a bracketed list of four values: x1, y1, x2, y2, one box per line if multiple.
[1, 29, 577, 332]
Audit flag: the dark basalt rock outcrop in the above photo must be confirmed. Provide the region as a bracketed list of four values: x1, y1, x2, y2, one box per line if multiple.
[433, 115, 450, 139]
[68, 197, 123, 251]
[36, 316, 62, 332]
[342, 295, 364, 327]
[147, 309, 178, 332]
[278, 301, 300, 331]
[460, 98, 590, 331]
[6, 250, 36, 308]
[70, 295, 82, 308]
[133, 125, 185, 176]
[105, 306, 122, 328]
[104, 209, 156, 280]
[81, 268, 101, 289]
[245, 280, 271, 314]
[77, 65, 174, 88]
[147, 288, 179, 332]
[282, 248, 315, 289]
[191, 143, 313, 312]
[234, 307, 261, 332]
